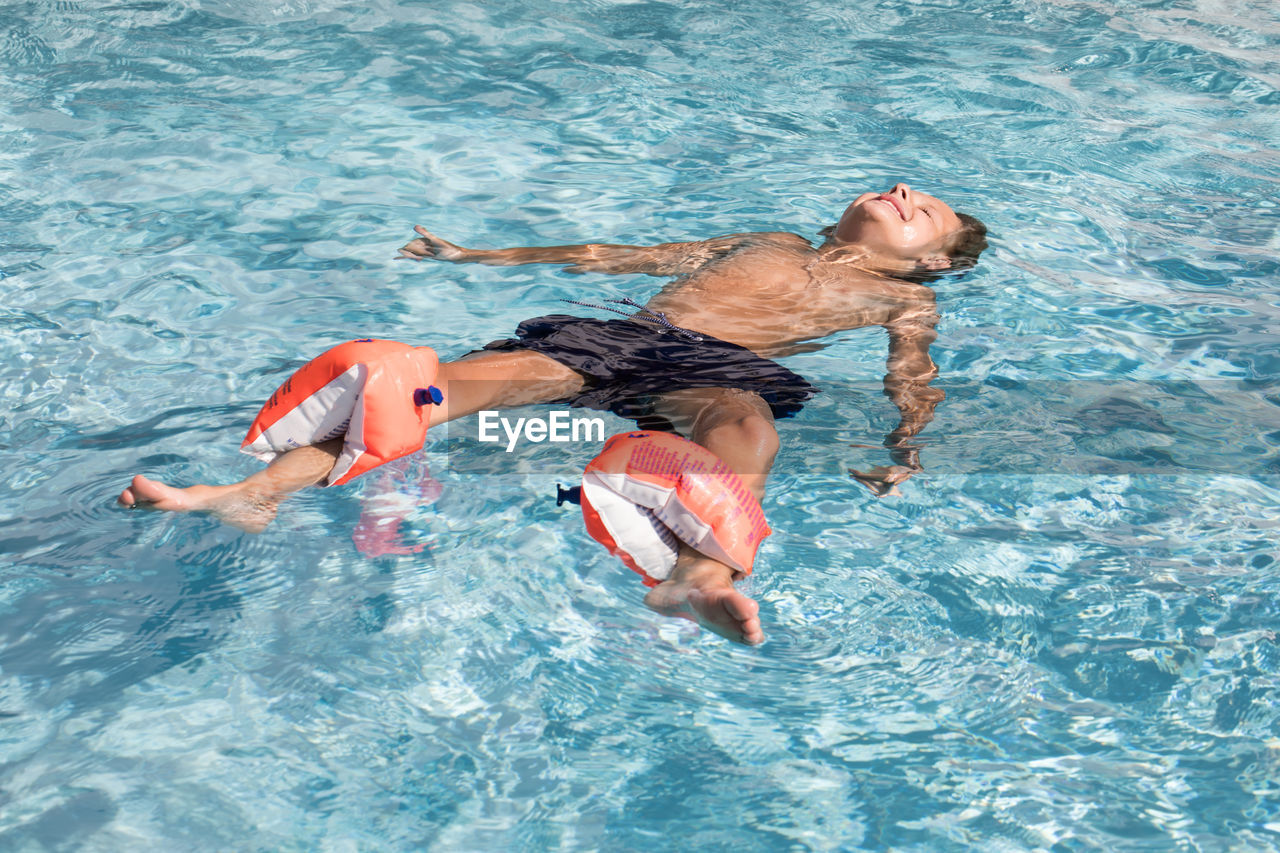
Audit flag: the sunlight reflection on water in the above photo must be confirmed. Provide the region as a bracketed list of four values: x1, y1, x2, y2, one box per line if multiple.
[1, 0, 1278, 848]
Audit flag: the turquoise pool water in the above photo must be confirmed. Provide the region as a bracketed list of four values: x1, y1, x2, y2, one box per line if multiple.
[2, 0, 1278, 848]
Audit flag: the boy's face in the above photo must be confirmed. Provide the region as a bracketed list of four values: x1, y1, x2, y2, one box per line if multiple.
[834, 184, 964, 268]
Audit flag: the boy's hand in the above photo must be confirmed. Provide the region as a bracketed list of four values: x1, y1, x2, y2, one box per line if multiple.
[398, 225, 469, 261]
[849, 464, 918, 497]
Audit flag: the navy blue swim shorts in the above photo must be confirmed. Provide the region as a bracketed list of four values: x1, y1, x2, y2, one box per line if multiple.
[478, 314, 817, 424]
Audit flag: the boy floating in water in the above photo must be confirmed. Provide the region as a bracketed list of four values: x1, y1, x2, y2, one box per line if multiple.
[119, 183, 987, 645]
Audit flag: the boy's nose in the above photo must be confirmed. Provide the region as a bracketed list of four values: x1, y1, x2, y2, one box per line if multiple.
[890, 183, 915, 218]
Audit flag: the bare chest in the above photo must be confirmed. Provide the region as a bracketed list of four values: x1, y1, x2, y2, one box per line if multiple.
[644, 255, 913, 348]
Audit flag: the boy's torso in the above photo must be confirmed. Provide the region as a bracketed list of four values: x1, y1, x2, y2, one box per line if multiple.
[641, 233, 936, 356]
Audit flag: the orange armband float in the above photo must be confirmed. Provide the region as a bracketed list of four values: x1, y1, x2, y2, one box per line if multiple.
[579, 431, 771, 586]
[240, 339, 442, 487]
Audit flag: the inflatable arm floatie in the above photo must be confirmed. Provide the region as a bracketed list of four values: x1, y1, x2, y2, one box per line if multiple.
[240, 339, 441, 486]
[579, 431, 771, 587]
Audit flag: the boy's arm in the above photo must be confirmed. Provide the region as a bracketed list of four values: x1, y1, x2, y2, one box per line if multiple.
[398, 226, 758, 276]
[850, 299, 945, 496]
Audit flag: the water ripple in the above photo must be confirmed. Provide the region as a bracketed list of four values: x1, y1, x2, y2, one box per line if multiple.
[2, 0, 1279, 848]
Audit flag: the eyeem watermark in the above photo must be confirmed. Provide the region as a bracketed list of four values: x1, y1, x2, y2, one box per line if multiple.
[477, 410, 606, 452]
[440, 379, 1276, 477]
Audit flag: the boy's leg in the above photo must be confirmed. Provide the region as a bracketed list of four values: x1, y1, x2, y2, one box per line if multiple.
[119, 349, 585, 528]
[639, 389, 780, 645]
[119, 439, 345, 533]
[427, 348, 586, 427]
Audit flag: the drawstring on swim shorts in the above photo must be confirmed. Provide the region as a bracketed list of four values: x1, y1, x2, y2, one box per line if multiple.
[560, 297, 704, 342]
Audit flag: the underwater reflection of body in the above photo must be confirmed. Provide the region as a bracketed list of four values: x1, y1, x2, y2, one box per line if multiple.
[118, 183, 988, 645]
[352, 457, 443, 558]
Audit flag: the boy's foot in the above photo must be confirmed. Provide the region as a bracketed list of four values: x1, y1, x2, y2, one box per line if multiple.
[118, 475, 278, 533]
[643, 555, 764, 645]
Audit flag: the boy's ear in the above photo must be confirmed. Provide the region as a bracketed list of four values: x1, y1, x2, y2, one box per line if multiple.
[919, 254, 952, 271]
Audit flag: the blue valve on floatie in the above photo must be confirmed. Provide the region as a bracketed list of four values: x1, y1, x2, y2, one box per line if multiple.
[413, 386, 443, 406]
[556, 484, 582, 507]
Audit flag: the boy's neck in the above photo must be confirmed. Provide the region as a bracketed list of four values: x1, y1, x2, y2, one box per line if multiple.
[817, 240, 919, 280]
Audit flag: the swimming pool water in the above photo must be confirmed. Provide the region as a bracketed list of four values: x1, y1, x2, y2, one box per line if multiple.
[2, 0, 1278, 849]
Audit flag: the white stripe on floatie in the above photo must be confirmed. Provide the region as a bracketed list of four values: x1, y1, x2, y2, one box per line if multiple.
[241, 365, 367, 485]
[334, 376, 369, 487]
[583, 468, 745, 580]
[582, 472, 679, 580]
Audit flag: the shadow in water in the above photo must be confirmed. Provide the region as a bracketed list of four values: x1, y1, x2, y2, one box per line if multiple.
[0, 524, 248, 714]
[0, 788, 117, 850]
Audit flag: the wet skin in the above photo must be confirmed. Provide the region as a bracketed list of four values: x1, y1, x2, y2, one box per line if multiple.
[393, 183, 964, 642]
[122, 184, 968, 646]
[399, 182, 957, 460]
[400, 183, 960, 357]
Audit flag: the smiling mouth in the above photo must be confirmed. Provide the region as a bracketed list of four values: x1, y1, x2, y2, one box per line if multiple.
[876, 195, 906, 219]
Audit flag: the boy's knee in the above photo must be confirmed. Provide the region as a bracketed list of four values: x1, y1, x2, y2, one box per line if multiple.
[728, 412, 780, 458]
[695, 397, 779, 458]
